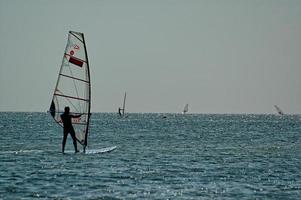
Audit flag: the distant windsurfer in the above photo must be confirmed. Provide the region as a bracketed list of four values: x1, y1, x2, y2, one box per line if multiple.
[118, 107, 122, 116]
[60, 106, 81, 153]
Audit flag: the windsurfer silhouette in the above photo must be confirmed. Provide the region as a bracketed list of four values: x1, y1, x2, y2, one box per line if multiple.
[118, 107, 122, 116]
[60, 106, 81, 153]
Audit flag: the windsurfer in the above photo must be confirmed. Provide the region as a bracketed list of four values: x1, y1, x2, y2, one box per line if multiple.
[60, 106, 81, 153]
[118, 107, 122, 116]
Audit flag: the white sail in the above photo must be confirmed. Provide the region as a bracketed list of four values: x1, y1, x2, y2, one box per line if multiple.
[274, 105, 284, 115]
[122, 92, 126, 115]
[50, 31, 91, 148]
[183, 104, 189, 114]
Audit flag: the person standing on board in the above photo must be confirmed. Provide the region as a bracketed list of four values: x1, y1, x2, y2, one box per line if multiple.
[118, 107, 122, 116]
[60, 106, 81, 153]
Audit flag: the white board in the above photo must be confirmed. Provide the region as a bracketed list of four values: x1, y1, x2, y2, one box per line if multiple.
[85, 146, 117, 154]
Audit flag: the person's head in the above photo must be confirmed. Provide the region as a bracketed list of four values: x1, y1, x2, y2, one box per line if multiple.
[64, 106, 70, 114]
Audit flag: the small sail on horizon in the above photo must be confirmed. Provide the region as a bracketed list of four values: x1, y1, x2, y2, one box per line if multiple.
[183, 104, 189, 114]
[49, 31, 91, 151]
[118, 92, 127, 117]
[274, 105, 284, 115]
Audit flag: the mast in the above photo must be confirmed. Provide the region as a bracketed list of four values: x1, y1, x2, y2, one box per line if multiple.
[81, 32, 91, 151]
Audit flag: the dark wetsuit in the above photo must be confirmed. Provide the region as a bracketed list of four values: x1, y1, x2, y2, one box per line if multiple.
[60, 113, 80, 153]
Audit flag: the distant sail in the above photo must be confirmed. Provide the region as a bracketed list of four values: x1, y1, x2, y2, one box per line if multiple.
[274, 105, 284, 115]
[122, 92, 126, 115]
[183, 104, 189, 114]
[118, 92, 126, 117]
[49, 31, 91, 148]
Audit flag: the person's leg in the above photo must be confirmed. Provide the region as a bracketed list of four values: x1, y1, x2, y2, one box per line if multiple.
[62, 132, 68, 153]
[70, 129, 79, 153]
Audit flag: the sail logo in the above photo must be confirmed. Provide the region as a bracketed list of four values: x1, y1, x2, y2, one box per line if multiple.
[66, 43, 84, 67]
[74, 44, 80, 50]
[69, 56, 84, 67]
[68, 44, 80, 55]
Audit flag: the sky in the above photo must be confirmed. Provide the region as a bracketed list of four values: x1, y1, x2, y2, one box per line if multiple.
[0, 0, 301, 114]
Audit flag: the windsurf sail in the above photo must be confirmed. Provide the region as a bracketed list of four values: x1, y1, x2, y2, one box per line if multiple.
[183, 104, 189, 114]
[49, 31, 91, 149]
[122, 92, 126, 115]
[118, 92, 126, 117]
[274, 105, 284, 115]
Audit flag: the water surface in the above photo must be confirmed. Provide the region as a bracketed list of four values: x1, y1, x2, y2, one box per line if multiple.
[0, 112, 300, 199]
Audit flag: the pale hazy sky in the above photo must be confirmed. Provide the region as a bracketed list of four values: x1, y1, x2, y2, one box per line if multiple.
[1, 0, 301, 114]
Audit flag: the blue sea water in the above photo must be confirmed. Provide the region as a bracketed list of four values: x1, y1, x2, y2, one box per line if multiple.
[0, 112, 300, 199]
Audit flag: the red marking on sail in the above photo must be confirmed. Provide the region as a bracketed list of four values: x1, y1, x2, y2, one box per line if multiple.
[69, 56, 83, 67]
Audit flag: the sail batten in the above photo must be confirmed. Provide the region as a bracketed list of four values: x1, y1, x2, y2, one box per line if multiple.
[59, 73, 90, 83]
[54, 93, 90, 102]
[50, 31, 91, 149]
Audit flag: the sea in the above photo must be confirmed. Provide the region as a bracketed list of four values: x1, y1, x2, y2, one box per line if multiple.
[0, 112, 300, 199]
